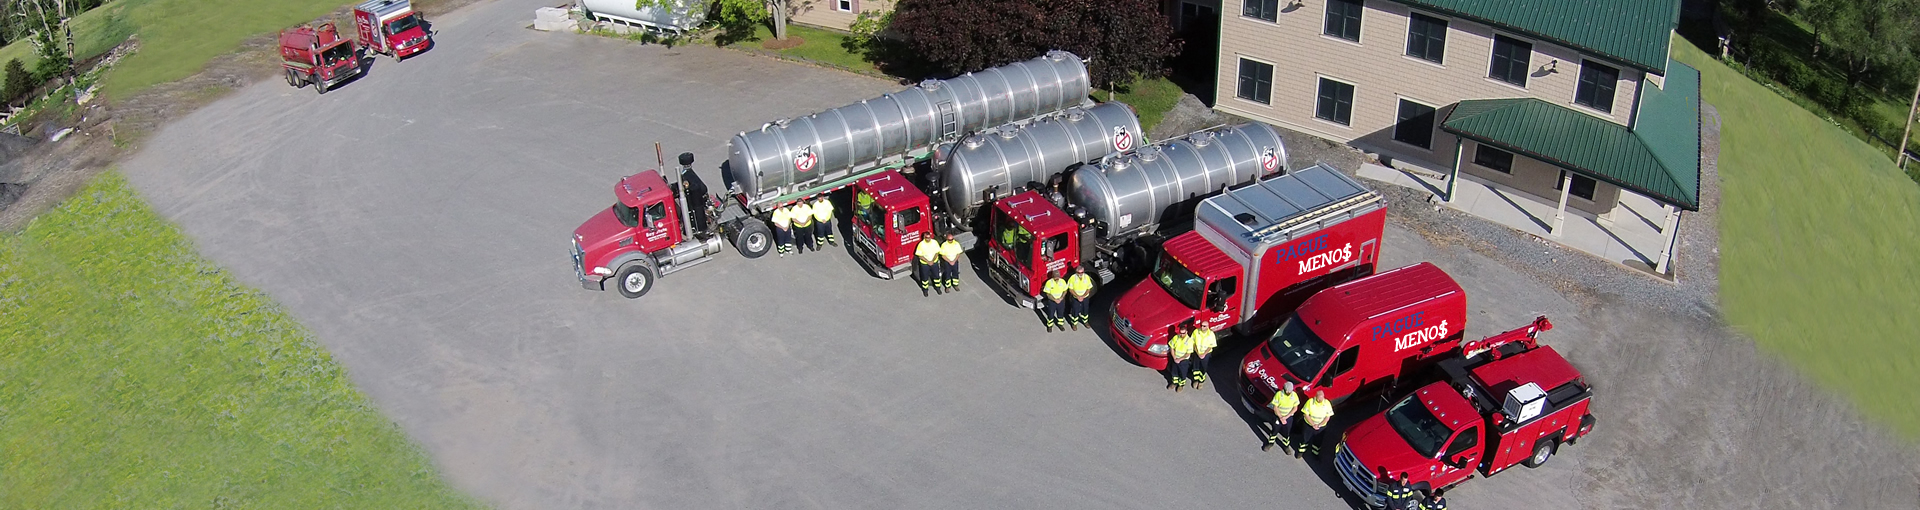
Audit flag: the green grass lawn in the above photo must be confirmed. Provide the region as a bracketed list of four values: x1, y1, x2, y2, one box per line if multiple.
[0, 0, 352, 98]
[1099, 76, 1184, 138]
[0, 173, 484, 508]
[1674, 40, 1920, 441]
[734, 24, 880, 75]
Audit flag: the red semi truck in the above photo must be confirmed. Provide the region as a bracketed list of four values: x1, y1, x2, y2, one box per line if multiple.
[1237, 261, 1469, 413]
[1333, 317, 1596, 507]
[279, 22, 361, 94]
[354, 0, 433, 61]
[1107, 164, 1388, 370]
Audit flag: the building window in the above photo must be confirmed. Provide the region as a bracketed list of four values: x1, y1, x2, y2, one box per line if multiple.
[1243, 0, 1279, 22]
[1324, 0, 1364, 42]
[1473, 144, 1513, 174]
[1575, 60, 1619, 113]
[1316, 77, 1355, 125]
[1237, 58, 1273, 105]
[835, 0, 853, 11]
[1555, 170, 1598, 201]
[1393, 100, 1436, 149]
[1405, 13, 1446, 64]
[1489, 35, 1532, 87]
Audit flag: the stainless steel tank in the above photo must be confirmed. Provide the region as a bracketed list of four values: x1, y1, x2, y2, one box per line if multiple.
[579, 0, 704, 32]
[728, 51, 1091, 211]
[939, 101, 1141, 217]
[1070, 122, 1288, 239]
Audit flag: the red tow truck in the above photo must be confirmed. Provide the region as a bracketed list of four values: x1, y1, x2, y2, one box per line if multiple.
[354, 0, 433, 61]
[1238, 262, 1467, 415]
[279, 22, 361, 94]
[1333, 316, 1596, 507]
[1108, 164, 1388, 370]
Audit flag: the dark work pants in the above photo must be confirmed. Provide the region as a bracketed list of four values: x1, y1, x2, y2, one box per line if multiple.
[1043, 298, 1065, 325]
[1191, 353, 1210, 382]
[1167, 357, 1191, 384]
[814, 219, 832, 243]
[1069, 295, 1089, 322]
[1302, 423, 1327, 455]
[1266, 416, 1295, 446]
[916, 260, 937, 288]
[794, 223, 815, 252]
[774, 226, 792, 252]
[941, 258, 959, 283]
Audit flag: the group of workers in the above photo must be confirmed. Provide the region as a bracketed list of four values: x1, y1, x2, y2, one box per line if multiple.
[770, 195, 837, 256]
[1379, 472, 1450, 510]
[1261, 380, 1447, 509]
[1162, 320, 1217, 390]
[914, 234, 965, 295]
[1037, 266, 1094, 331]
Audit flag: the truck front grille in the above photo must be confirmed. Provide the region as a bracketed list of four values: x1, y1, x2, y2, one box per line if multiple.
[572, 239, 587, 282]
[1333, 444, 1384, 507]
[1113, 307, 1149, 347]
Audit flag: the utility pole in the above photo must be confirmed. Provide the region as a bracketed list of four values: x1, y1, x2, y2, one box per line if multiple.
[1900, 69, 1920, 169]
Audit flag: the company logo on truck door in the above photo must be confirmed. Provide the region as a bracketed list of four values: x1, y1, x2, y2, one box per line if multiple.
[1272, 235, 1353, 275]
[1112, 126, 1135, 152]
[794, 146, 818, 172]
[1373, 311, 1452, 352]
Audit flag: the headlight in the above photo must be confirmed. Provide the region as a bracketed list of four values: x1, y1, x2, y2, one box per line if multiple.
[1147, 343, 1168, 355]
[592, 267, 612, 276]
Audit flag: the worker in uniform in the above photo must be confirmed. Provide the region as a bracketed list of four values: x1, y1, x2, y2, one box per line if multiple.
[1190, 321, 1216, 389]
[790, 200, 816, 254]
[1383, 472, 1418, 510]
[1065, 265, 1093, 329]
[1040, 269, 1069, 331]
[812, 195, 837, 247]
[1418, 489, 1448, 510]
[1165, 323, 1194, 391]
[1263, 380, 1300, 452]
[770, 203, 794, 257]
[856, 190, 877, 227]
[939, 233, 964, 290]
[915, 235, 942, 296]
[1300, 389, 1334, 459]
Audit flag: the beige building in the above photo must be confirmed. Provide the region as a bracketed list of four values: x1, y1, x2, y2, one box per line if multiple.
[788, 0, 894, 31]
[1210, 0, 1701, 242]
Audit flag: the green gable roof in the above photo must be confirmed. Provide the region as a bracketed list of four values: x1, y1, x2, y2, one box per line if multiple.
[1441, 77, 1701, 209]
[1398, 0, 1680, 75]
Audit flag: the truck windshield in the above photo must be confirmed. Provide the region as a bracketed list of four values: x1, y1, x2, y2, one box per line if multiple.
[1151, 253, 1205, 310]
[1386, 394, 1454, 458]
[388, 14, 421, 35]
[613, 203, 640, 228]
[321, 44, 354, 65]
[1267, 315, 1334, 380]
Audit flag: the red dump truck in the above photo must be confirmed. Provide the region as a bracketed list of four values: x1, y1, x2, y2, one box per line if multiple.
[354, 0, 433, 60]
[279, 22, 360, 94]
[1333, 316, 1596, 507]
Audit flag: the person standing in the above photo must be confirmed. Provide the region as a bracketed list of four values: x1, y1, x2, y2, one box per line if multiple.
[1300, 389, 1334, 459]
[915, 235, 941, 296]
[770, 203, 794, 257]
[1263, 381, 1300, 452]
[1190, 321, 1216, 389]
[1065, 265, 1093, 329]
[939, 233, 964, 290]
[1165, 324, 1195, 392]
[811, 195, 836, 247]
[790, 201, 815, 254]
[1040, 269, 1069, 331]
[1383, 472, 1418, 510]
[1418, 489, 1448, 510]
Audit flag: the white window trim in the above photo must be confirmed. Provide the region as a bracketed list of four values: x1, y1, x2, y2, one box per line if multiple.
[1234, 54, 1278, 106]
[835, 0, 854, 12]
[1239, 0, 1282, 25]
[1322, 0, 1364, 44]
[1314, 74, 1359, 128]
[1402, 9, 1449, 66]
[1391, 95, 1440, 152]
[1570, 59, 1621, 117]
[1486, 31, 1535, 91]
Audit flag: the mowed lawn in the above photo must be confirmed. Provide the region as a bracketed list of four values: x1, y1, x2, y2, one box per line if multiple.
[1673, 40, 1920, 440]
[0, 0, 353, 97]
[0, 174, 482, 508]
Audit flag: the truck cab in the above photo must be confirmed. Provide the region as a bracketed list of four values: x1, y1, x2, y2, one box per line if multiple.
[1333, 317, 1595, 507]
[1238, 262, 1468, 415]
[354, 0, 432, 60]
[1110, 165, 1386, 370]
[574, 171, 683, 292]
[985, 191, 1082, 307]
[848, 170, 933, 279]
[278, 23, 360, 94]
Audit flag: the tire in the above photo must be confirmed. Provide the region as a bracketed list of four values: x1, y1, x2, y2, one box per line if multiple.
[285, 69, 299, 88]
[613, 258, 658, 299]
[314, 75, 328, 94]
[733, 219, 772, 259]
[1523, 439, 1557, 468]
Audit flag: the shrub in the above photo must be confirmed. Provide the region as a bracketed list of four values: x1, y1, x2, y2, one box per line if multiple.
[2, 59, 32, 105]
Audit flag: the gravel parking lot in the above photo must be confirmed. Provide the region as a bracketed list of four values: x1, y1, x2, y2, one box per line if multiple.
[118, 0, 1916, 508]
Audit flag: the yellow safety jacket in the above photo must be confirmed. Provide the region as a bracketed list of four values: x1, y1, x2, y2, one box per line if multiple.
[791, 205, 813, 227]
[770, 206, 792, 229]
[1303, 397, 1334, 429]
[1067, 273, 1093, 299]
[1193, 327, 1217, 357]
[916, 238, 941, 263]
[1042, 277, 1068, 302]
[1269, 390, 1300, 418]
[1168, 332, 1194, 361]
[812, 199, 833, 222]
[939, 239, 963, 263]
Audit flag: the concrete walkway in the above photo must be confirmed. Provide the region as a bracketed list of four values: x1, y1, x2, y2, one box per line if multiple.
[1357, 163, 1677, 275]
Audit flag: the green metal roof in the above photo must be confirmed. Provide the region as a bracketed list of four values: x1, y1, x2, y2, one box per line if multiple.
[1398, 0, 1681, 75]
[1440, 75, 1702, 209]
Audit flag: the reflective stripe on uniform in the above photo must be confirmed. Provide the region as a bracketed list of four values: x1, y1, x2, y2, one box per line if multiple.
[1042, 278, 1068, 301]
[916, 238, 940, 262]
[1193, 327, 1217, 356]
[939, 240, 962, 262]
[1168, 333, 1194, 359]
[1269, 390, 1300, 417]
[1067, 273, 1092, 297]
[1303, 397, 1334, 428]
[771, 207, 791, 228]
[813, 199, 833, 221]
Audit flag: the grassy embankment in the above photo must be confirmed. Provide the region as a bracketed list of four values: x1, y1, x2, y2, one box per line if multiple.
[1674, 40, 1920, 440]
[0, 174, 484, 507]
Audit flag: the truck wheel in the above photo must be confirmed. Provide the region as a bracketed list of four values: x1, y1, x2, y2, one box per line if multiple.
[614, 259, 658, 299]
[285, 69, 299, 88]
[733, 219, 772, 259]
[1523, 440, 1557, 468]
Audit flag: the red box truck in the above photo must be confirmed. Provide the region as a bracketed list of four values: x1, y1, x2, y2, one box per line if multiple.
[354, 0, 432, 61]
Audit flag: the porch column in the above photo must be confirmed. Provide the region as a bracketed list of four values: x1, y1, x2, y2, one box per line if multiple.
[1655, 204, 1682, 275]
[1551, 171, 1572, 237]
[1445, 138, 1463, 203]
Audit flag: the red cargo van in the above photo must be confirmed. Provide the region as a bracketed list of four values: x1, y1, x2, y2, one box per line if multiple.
[1238, 262, 1467, 416]
[354, 0, 432, 60]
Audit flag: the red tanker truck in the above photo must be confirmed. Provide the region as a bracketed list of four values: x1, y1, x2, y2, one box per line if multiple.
[354, 0, 433, 61]
[279, 22, 361, 94]
[1332, 316, 1596, 507]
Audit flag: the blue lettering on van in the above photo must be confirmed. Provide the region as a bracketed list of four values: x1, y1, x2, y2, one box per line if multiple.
[1272, 235, 1329, 263]
[1371, 311, 1426, 342]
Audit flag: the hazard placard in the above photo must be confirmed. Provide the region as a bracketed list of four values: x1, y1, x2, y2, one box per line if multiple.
[1112, 126, 1135, 152]
[795, 147, 818, 172]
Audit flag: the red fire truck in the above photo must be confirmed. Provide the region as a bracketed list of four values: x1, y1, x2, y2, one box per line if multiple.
[1332, 317, 1596, 507]
[278, 22, 360, 94]
[1106, 164, 1388, 370]
[1238, 262, 1467, 412]
[353, 0, 433, 61]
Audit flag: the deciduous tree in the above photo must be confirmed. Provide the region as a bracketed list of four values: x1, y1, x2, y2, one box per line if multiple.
[888, 0, 1176, 89]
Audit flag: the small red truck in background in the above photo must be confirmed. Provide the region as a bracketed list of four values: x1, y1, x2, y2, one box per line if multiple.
[1238, 262, 1468, 414]
[1333, 317, 1596, 507]
[279, 22, 360, 94]
[354, 0, 433, 60]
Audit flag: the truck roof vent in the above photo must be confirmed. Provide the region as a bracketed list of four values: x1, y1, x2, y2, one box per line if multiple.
[964, 136, 986, 149]
[1190, 131, 1214, 147]
[998, 128, 1021, 139]
[1233, 213, 1258, 226]
[1065, 108, 1086, 121]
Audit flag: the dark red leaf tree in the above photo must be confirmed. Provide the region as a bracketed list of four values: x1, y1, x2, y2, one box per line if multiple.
[890, 0, 1177, 89]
